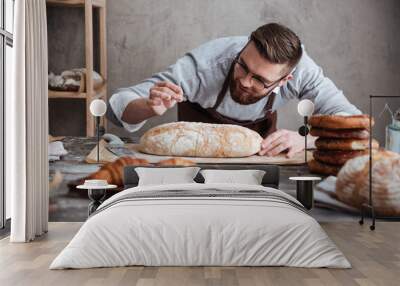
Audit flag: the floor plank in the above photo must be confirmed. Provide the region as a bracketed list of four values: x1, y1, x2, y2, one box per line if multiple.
[0, 222, 398, 286]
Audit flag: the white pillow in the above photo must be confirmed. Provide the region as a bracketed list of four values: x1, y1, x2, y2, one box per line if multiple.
[200, 169, 266, 185]
[135, 167, 200, 186]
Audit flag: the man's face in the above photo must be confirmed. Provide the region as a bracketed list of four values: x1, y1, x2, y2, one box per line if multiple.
[230, 41, 292, 105]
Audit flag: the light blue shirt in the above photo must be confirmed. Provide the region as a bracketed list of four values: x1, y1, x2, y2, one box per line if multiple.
[110, 36, 361, 132]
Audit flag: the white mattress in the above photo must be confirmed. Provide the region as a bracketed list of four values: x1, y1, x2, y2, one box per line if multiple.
[50, 183, 350, 269]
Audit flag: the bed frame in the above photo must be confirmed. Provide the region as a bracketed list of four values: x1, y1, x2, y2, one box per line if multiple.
[123, 164, 280, 189]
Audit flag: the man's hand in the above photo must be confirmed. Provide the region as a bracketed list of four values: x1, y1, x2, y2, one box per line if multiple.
[259, 129, 306, 158]
[147, 81, 184, 115]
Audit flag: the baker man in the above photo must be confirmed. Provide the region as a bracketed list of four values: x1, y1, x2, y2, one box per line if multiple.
[109, 23, 361, 157]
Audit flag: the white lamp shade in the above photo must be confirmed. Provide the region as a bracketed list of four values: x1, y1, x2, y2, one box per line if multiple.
[90, 99, 107, 116]
[297, 99, 315, 117]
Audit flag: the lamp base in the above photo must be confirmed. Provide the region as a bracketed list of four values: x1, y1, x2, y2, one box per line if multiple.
[289, 176, 321, 210]
[296, 180, 313, 210]
[359, 203, 376, 231]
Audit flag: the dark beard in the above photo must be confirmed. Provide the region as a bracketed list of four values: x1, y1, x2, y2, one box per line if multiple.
[229, 78, 268, 105]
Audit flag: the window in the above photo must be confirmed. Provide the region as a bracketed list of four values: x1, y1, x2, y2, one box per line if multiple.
[1, 0, 14, 229]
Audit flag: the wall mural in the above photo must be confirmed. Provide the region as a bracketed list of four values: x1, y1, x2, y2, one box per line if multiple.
[46, 1, 400, 224]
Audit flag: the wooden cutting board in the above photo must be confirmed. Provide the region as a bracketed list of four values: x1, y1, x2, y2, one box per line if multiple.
[126, 143, 313, 165]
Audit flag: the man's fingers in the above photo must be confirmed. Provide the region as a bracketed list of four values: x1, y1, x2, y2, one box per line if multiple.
[261, 130, 286, 149]
[151, 87, 174, 98]
[265, 141, 290, 157]
[259, 129, 305, 158]
[155, 82, 184, 102]
[286, 146, 303, 158]
[259, 135, 288, 156]
[150, 89, 175, 104]
[286, 148, 295, 158]
[148, 98, 162, 106]
[173, 92, 184, 102]
[163, 98, 176, 108]
[156, 81, 183, 95]
[259, 136, 284, 156]
[260, 132, 288, 155]
[156, 81, 180, 92]
[149, 88, 180, 110]
[152, 86, 184, 102]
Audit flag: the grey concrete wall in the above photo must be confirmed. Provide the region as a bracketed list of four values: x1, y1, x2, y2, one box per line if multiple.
[48, 0, 400, 145]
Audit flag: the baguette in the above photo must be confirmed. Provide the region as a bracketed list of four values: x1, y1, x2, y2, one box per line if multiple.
[139, 122, 263, 158]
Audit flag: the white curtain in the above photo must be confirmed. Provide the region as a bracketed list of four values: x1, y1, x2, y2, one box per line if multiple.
[7, 0, 49, 242]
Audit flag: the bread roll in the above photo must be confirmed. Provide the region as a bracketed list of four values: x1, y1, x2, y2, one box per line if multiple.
[315, 138, 379, 151]
[155, 158, 196, 166]
[308, 159, 342, 176]
[313, 150, 369, 165]
[309, 114, 373, 130]
[309, 127, 370, 139]
[85, 157, 150, 186]
[336, 150, 400, 216]
[139, 122, 263, 158]
[81, 157, 195, 188]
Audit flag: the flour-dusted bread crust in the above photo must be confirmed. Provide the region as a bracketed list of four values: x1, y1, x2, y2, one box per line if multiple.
[336, 150, 400, 216]
[309, 115, 373, 130]
[155, 158, 196, 166]
[139, 122, 263, 158]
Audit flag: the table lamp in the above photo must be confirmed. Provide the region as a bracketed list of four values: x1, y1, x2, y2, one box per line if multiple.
[290, 99, 319, 210]
[89, 99, 107, 163]
[297, 99, 315, 164]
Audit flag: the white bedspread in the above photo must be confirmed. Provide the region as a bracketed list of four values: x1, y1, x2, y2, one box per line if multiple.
[50, 183, 350, 269]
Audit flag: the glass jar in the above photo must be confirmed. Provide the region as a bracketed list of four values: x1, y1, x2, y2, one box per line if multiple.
[386, 109, 400, 153]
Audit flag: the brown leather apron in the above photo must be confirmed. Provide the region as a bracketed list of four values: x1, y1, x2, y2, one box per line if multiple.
[177, 62, 277, 138]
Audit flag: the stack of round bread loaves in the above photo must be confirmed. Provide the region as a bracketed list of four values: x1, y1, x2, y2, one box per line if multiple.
[336, 150, 400, 216]
[308, 114, 379, 175]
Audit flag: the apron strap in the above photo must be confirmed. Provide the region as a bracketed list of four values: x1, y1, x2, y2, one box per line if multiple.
[212, 61, 235, 109]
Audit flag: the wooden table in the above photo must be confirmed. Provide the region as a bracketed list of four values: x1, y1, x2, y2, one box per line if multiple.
[49, 136, 357, 222]
[49, 136, 313, 191]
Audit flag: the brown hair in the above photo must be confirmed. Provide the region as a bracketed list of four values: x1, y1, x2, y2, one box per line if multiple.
[250, 23, 302, 70]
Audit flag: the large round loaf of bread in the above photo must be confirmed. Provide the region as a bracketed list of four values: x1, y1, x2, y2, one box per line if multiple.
[139, 122, 263, 158]
[336, 150, 400, 216]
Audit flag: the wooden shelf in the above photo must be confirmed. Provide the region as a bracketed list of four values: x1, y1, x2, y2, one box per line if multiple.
[48, 90, 86, 99]
[47, 0, 107, 136]
[46, 0, 105, 8]
[49, 84, 106, 99]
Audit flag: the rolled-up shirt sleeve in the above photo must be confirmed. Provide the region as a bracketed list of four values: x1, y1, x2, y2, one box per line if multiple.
[295, 50, 362, 116]
[109, 88, 148, 133]
[109, 53, 201, 133]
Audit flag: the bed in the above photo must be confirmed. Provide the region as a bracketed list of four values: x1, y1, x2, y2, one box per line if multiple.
[50, 165, 350, 269]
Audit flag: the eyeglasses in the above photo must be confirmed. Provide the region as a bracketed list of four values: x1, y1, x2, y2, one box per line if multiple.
[233, 57, 288, 92]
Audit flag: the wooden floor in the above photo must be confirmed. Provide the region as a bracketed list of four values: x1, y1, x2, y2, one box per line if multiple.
[0, 222, 398, 286]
